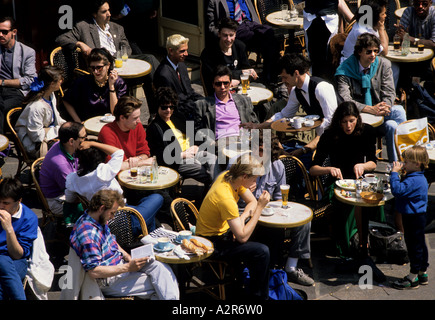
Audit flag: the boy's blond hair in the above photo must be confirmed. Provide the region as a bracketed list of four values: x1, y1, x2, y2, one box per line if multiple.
[402, 145, 429, 170]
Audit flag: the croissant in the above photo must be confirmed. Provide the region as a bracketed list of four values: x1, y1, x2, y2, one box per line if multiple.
[190, 238, 212, 252]
[182, 239, 204, 256]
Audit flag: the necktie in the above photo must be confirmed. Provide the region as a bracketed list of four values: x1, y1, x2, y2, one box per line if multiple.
[363, 68, 370, 74]
[234, 0, 245, 24]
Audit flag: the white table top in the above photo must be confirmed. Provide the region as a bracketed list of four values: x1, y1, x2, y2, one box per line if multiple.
[423, 143, 435, 163]
[334, 179, 394, 208]
[0, 134, 9, 151]
[237, 86, 273, 105]
[265, 11, 303, 29]
[83, 115, 113, 135]
[118, 166, 180, 190]
[360, 112, 384, 128]
[114, 58, 152, 79]
[385, 45, 434, 63]
[258, 201, 313, 228]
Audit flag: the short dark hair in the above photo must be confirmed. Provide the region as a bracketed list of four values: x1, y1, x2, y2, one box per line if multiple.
[113, 95, 142, 121]
[58, 122, 84, 144]
[88, 189, 125, 212]
[277, 53, 311, 76]
[353, 33, 381, 57]
[213, 64, 233, 82]
[76, 140, 106, 176]
[0, 16, 17, 30]
[90, 0, 110, 15]
[156, 87, 178, 108]
[0, 178, 23, 202]
[88, 48, 114, 70]
[218, 17, 239, 32]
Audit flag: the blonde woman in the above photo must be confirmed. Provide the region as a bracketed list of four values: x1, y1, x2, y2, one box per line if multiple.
[196, 154, 271, 300]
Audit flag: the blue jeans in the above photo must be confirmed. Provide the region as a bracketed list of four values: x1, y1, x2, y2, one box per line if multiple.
[0, 256, 28, 300]
[382, 105, 407, 162]
[129, 193, 164, 236]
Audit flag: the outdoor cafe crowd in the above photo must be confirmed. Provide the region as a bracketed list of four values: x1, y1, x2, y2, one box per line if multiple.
[0, 0, 434, 300]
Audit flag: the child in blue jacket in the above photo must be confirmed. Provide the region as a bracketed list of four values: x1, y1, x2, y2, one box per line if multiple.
[390, 146, 429, 289]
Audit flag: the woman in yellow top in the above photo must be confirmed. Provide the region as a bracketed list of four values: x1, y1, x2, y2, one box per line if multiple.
[196, 154, 271, 300]
[146, 87, 221, 190]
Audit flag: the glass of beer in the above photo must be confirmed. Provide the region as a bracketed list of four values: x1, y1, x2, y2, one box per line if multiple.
[241, 74, 249, 94]
[242, 70, 251, 89]
[121, 45, 128, 61]
[418, 43, 424, 53]
[280, 184, 290, 209]
[393, 34, 401, 52]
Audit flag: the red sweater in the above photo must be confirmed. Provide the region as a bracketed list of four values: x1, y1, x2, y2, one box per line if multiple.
[98, 121, 150, 160]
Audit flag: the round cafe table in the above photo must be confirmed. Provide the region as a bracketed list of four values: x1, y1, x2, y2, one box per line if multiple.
[271, 118, 322, 133]
[394, 7, 406, 19]
[385, 45, 434, 63]
[423, 144, 435, 164]
[360, 112, 384, 128]
[118, 166, 180, 191]
[334, 181, 394, 208]
[83, 115, 113, 136]
[114, 58, 151, 79]
[0, 134, 9, 151]
[237, 86, 273, 105]
[258, 200, 313, 228]
[265, 11, 303, 29]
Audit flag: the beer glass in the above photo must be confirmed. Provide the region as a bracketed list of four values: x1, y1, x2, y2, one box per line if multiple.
[280, 184, 290, 209]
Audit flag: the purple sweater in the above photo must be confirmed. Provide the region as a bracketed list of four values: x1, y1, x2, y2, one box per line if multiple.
[39, 141, 78, 198]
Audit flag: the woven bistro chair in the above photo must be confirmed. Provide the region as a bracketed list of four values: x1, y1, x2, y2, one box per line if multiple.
[170, 198, 233, 300]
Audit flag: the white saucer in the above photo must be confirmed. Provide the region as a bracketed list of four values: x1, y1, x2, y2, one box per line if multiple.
[100, 116, 115, 123]
[153, 243, 175, 252]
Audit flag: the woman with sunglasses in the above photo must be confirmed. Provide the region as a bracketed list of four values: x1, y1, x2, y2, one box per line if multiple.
[63, 48, 127, 123]
[146, 87, 221, 190]
[15, 65, 66, 158]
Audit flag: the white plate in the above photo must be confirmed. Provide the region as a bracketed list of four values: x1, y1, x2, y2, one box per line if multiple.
[305, 115, 320, 121]
[153, 243, 175, 252]
[335, 179, 356, 191]
[261, 209, 274, 216]
[100, 116, 115, 123]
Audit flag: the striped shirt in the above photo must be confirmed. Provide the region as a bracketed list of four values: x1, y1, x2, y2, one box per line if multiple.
[400, 6, 435, 41]
[70, 212, 123, 271]
[94, 19, 117, 56]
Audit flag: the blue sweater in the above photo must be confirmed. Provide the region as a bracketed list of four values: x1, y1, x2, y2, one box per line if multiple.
[0, 204, 38, 259]
[390, 171, 428, 215]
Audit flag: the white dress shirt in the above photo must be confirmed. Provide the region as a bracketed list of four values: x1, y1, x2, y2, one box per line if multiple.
[270, 74, 337, 135]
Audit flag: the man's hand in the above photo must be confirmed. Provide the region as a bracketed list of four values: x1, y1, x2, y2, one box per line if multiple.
[240, 122, 259, 130]
[77, 41, 92, 56]
[394, 24, 406, 39]
[366, 102, 391, 116]
[0, 210, 13, 232]
[127, 257, 151, 272]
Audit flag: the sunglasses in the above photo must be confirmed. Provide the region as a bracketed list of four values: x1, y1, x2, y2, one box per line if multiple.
[160, 105, 175, 110]
[365, 49, 379, 55]
[89, 65, 107, 71]
[0, 29, 11, 35]
[214, 81, 231, 87]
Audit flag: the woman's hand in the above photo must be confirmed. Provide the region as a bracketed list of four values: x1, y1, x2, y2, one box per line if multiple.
[330, 167, 343, 180]
[353, 163, 365, 179]
[257, 190, 270, 209]
[108, 69, 118, 88]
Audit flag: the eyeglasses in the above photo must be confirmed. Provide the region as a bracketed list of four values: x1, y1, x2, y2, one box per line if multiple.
[0, 29, 11, 35]
[78, 135, 87, 140]
[214, 81, 231, 87]
[89, 65, 107, 72]
[160, 105, 175, 110]
[365, 49, 379, 55]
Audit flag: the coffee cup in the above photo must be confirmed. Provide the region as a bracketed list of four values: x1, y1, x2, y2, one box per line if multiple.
[177, 230, 192, 242]
[292, 118, 303, 129]
[364, 173, 377, 184]
[157, 237, 170, 250]
[304, 119, 314, 127]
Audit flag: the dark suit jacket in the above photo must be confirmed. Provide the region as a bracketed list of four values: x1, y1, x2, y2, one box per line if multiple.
[146, 115, 188, 170]
[55, 18, 132, 55]
[206, 0, 260, 38]
[153, 57, 202, 119]
[200, 38, 250, 96]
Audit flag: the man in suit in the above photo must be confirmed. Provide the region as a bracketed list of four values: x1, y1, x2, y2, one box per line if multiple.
[153, 34, 203, 120]
[206, 0, 279, 84]
[335, 33, 407, 162]
[55, 0, 158, 111]
[0, 16, 37, 134]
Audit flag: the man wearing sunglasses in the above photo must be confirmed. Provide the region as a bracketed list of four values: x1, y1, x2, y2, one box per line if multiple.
[0, 16, 37, 134]
[335, 33, 407, 162]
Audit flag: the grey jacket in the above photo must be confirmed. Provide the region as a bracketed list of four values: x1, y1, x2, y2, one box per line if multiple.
[0, 41, 37, 96]
[55, 18, 132, 55]
[336, 56, 396, 111]
[194, 94, 259, 142]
